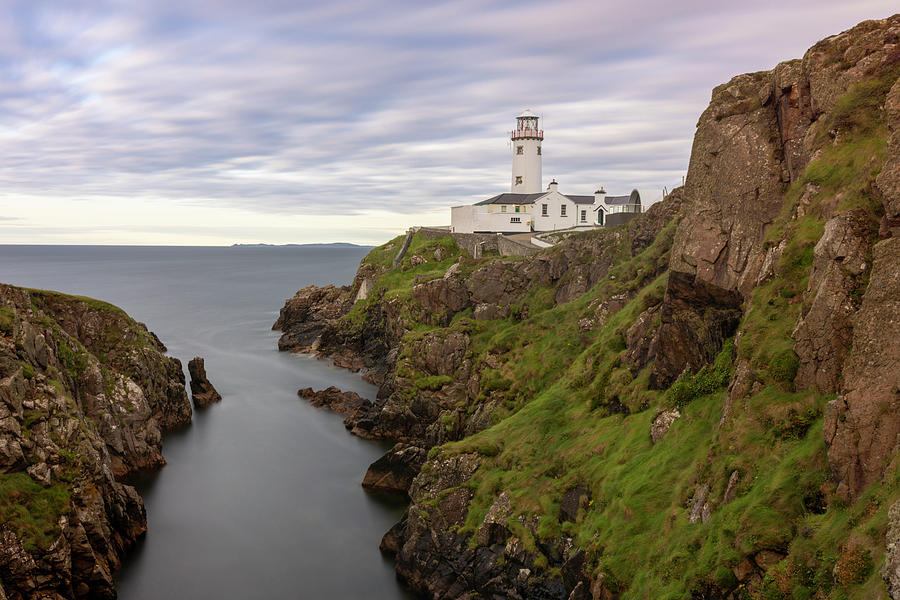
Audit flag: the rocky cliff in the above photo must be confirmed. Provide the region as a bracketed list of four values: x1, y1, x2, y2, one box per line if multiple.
[0, 284, 192, 600]
[275, 15, 900, 600]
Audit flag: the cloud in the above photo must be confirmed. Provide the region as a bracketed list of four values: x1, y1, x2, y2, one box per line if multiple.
[0, 0, 896, 244]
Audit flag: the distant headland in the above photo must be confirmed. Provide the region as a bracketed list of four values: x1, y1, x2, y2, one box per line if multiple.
[230, 242, 371, 248]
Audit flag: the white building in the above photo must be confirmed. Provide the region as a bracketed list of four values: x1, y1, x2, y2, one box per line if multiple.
[451, 111, 642, 234]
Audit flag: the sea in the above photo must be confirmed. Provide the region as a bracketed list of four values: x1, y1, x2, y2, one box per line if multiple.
[0, 245, 415, 600]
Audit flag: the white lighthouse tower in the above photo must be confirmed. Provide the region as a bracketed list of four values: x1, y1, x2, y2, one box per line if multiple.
[510, 109, 543, 193]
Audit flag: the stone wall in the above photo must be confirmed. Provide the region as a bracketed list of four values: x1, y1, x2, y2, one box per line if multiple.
[605, 211, 642, 228]
[417, 227, 540, 257]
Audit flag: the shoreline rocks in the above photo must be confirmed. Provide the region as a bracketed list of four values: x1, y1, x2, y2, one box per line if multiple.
[0, 284, 192, 599]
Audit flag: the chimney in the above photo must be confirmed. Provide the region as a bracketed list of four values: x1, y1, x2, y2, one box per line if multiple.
[594, 186, 606, 205]
[548, 179, 558, 192]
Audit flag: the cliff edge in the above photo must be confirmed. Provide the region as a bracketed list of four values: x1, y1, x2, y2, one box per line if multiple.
[0, 284, 192, 600]
[275, 14, 900, 600]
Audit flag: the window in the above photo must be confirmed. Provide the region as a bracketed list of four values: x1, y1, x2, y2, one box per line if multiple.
[515, 176, 523, 185]
[537, 146, 542, 155]
[515, 205, 520, 213]
[581, 210, 586, 222]
[541, 203, 548, 216]
[516, 146, 523, 155]
[510, 217, 521, 223]
[501, 205, 507, 212]
[561, 205, 567, 217]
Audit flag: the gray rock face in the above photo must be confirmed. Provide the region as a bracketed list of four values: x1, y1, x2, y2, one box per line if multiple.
[650, 408, 681, 443]
[688, 483, 711, 524]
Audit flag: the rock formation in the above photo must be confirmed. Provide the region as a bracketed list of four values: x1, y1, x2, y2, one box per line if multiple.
[0, 284, 191, 599]
[188, 356, 221, 408]
[275, 15, 900, 600]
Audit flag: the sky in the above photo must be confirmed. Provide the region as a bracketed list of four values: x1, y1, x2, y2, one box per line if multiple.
[0, 1, 896, 246]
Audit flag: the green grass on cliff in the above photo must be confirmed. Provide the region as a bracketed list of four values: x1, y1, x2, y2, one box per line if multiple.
[26, 288, 128, 318]
[0, 473, 70, 552]
[411, 73, 895, 596]
[351, 78, 898, 596]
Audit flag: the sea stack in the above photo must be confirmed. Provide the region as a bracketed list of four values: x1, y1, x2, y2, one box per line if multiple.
[188, 356, 222, 407]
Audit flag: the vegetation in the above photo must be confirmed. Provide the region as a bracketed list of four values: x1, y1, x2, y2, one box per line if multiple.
[334, 66, 900, 599]
[0, 473, 71, 552]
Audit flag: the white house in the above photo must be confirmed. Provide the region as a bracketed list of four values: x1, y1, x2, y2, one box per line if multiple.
[451, 111, 642, 234]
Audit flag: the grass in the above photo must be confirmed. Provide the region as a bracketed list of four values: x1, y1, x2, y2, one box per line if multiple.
[0, 306, 15, 334]
[0, 473, 71, 552]
[26, 287, 127, 318]
[666, 339, 734, 408]
[333, 74, 900, 595]
[382, 68, 900, 599]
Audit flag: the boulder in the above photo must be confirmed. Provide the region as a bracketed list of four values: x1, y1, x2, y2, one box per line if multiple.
[650, 408, 681, 443]
[361, 443, 427, 494]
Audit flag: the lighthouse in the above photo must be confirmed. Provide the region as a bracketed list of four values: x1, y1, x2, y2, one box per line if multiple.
[510, 109, 542, 193]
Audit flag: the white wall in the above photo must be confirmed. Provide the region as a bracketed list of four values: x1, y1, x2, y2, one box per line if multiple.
[451, 205, 475, 234]
[511, 137, 542, 193]
[451, 204, 531, 233]
[532, 191, 577, 231]
[475, 210, 531, 233]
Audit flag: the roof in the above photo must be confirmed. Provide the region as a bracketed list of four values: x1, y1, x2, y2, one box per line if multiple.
[474, 189, 641, 207]
[604, 190, 642, 206]
[517, 109, 537, 118]
[565, 195, 595, 205]
[475, 192, 547, 206]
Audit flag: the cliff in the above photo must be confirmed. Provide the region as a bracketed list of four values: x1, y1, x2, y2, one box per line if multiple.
[0, 284, 192, 600]
[275, 15, 900, 600]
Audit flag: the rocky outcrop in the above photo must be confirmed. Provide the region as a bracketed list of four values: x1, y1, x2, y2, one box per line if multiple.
[0, 284, 191, 599]
[272, 15, 900, 600]
[274, 284, 354, 353]
[298, 386, 371, 417]
[878, 78, 900, 235]
[276, 193, 682, 454]
[793, 211, 872, 393]
[361, 443, 427, 494]
[650, 271, 742, 389]
[823, 237, 900, 500]
[655, 15, 900, 395]
[650, 408, 681, 443]
[188, 356, 221, 408]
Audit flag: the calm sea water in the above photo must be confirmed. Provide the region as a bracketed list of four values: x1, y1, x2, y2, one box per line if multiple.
[0, 245, 415, 600]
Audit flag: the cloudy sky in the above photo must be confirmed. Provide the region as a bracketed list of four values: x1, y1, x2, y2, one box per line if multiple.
[0, 1, 896, 245]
